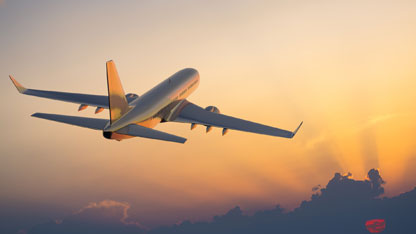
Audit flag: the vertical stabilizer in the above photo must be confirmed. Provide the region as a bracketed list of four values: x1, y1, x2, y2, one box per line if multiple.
[106, 60, 129, 124]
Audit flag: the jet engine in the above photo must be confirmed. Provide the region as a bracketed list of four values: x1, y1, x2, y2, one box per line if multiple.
[95, 107, 104, 114]
[125, 93, 139, 103]
[205, 106, 220, 114]
[78, 104, 88, 111]
[191, 123, 198, 130]
[204, 106, 220, 133]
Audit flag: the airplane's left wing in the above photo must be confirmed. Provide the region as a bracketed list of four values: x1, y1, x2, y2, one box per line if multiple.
[173, 101, 302, 138]
[32, 113, 109, 130]
[9, 75, 109, 108]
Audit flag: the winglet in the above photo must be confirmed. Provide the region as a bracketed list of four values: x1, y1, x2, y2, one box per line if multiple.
[291, 121, 303, 138]
[9, 75, 27, 93]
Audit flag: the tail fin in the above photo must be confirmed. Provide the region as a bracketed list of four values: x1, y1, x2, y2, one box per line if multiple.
[106, 60, 130, 124]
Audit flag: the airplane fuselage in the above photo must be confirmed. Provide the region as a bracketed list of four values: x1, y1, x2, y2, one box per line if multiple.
[104, 68, 200, 134]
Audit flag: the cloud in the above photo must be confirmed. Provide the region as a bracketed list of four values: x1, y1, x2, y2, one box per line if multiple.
[73, 200, 145, 228]
[149, 169, 416, 234]
[27, 169, 416, 234]
[306, 113, 401, 149]
[16, 230, 27, 234]
[367, 168, 385, 196]
[28, 200, 146, 234]
[354, 113, 401, 133]
[312, 184, 321, 192]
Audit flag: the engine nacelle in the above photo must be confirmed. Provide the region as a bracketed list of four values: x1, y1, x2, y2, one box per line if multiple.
[204, 106, 220, 133]
[206, 126, 213, 133]
[95, 107, 104, 114]
[205, 106, 220, 113]
[78, 104, 88, 111]
[125, 93, 139, 103]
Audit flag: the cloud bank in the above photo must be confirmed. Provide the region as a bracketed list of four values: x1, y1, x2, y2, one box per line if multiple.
[26, 169, 415, 234]
[150, 169, 414, 234]
[28, 200, 146, 234]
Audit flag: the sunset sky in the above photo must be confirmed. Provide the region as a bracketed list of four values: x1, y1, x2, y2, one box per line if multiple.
[1, 0, 416, 230]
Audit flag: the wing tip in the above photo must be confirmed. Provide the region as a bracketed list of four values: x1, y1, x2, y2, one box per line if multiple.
[9, 75, 27, 93]
[291, 121, 303, 138]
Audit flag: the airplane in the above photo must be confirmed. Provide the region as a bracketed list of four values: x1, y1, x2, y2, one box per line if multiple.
[9, 60, 302, 143]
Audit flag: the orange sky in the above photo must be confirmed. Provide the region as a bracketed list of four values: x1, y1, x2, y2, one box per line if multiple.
[1, 0, 416, 226]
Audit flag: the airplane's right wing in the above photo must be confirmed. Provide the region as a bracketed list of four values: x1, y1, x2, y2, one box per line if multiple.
[173, 101, 302, 139]
[10, 75, 109, 108]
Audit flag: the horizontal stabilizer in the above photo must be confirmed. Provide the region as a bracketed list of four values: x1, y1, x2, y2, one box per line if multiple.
[31, 113, 109, 130]
[117, 124, 187, 144]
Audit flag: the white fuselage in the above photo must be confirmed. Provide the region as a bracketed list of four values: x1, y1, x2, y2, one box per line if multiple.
[105, 68, 200, 132]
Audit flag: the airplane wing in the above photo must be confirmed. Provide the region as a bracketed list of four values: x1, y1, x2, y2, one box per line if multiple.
[31, 113, 109, 130]
[32, 113, 187, 143]
[10, 75, 109, 108]
[173, 101, 302, 138]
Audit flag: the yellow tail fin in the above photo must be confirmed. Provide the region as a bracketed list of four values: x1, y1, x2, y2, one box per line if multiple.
[106, 60, 129, 124]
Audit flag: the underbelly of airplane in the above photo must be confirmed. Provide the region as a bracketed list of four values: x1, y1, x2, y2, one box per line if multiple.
[103, 117, 162, 141]
[136, 116, 162, 128]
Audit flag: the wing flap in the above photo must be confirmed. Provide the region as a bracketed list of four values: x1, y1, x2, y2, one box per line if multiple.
[9, 75, 109, 108]
[31, 113, 109, 130]
[175, 102, 300, 138]
[117, 124, 187, 143]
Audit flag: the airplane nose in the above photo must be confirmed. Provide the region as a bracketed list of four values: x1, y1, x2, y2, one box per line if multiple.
[182, 68, 198, 76]
[188, 68, 199, 80]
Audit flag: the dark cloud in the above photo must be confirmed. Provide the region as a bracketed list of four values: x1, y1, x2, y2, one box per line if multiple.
[25, 169, 416, 234]
[312, 184, 321, 192]
[28, 200, 146, 234]
[150, 169, 415, 234]
[0, 201, 68, 234]
[368, 168, 385, 196]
